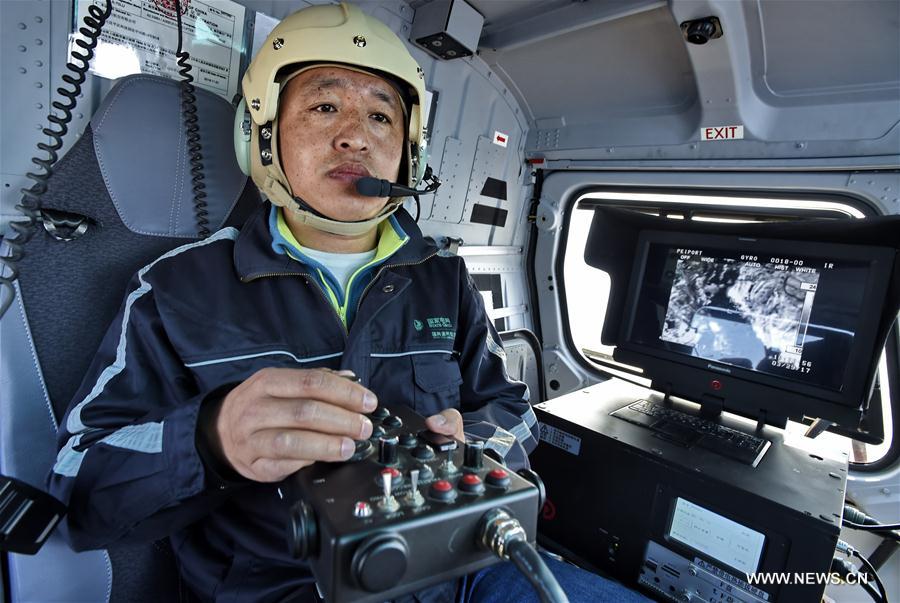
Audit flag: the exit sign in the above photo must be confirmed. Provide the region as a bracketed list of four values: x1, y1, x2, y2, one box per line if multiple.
[701, 125, 744, 141]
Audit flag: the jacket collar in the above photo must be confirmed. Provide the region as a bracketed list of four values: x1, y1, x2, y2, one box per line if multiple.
[234, 202, 437, 281]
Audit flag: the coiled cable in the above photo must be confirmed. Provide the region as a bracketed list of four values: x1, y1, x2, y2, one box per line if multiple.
[174, 0, 210, 238]
[0, 1, 112, 319]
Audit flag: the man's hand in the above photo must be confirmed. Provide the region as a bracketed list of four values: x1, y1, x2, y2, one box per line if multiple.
[202, 368, 376, 483]
[424, 408, 465, 442]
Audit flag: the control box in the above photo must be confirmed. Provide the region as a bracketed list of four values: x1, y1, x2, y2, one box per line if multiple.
[531, 378, 848, 603]
[286, 404, 541, 603]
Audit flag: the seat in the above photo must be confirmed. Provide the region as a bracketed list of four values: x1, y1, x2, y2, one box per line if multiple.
[500, 329, 546, 404]
[0, 74, 260, 602]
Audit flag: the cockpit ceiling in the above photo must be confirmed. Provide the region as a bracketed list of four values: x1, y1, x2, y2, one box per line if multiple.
[468, 0, 899, 156]
[478, 3, 696, 124]
[757, 0, 900, 99]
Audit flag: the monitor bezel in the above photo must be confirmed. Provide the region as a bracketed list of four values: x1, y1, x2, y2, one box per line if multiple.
[614, 230, 895, 427]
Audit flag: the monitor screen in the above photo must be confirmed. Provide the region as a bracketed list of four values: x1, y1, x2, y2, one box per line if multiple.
[616, 231, 894, 424]
[629, 244, 866, 392]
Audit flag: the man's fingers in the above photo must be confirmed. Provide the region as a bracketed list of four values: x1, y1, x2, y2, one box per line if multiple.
[250, 398, 372, 439]
[425, 409, 464, 440]
[253, 368, 377, 413]
[252, 428, 356, 463]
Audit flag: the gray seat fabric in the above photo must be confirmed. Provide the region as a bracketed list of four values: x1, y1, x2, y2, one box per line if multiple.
[0, 74, 260, 602]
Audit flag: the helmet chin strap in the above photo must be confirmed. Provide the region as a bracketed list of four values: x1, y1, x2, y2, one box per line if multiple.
[262, 171, 403, 237]
[288, 195, 404, 237]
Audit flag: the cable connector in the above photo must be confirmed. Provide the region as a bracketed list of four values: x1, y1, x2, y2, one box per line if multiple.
[836, 539, 857, 557]
[844, 505, 878, 526]
[480, 508, 528, 560]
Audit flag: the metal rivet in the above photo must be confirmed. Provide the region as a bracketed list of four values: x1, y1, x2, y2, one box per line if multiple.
[250, 98, 260, 110]
[261, 127, 271, 140]
[35, 60, 43, 67]
[35, 82, 43, 88]
[18, 22, 26, 30]
[273, 37, 284, 50]
[261, 149, 272, 161]
[35, 38, 43, 46]
[19, 67, 26, 74]
[35, 16, 43, 23]
[382, 285, 394, 293]
[35, 103, 43, 109]
[18, 45, 26, 52]
[353, 35, 367, 47]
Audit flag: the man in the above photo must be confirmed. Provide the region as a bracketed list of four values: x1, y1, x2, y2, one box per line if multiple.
[49, 4, 647, 602]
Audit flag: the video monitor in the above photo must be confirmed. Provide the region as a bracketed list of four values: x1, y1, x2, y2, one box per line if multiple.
[614, 231, 895, 427]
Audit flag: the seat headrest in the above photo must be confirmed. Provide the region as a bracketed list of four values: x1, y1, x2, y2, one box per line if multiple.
[91, 74, 246, 237]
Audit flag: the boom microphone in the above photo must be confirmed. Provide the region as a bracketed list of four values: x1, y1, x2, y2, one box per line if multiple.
[356, 168, 442, 198]
[355, 177, 428, 198]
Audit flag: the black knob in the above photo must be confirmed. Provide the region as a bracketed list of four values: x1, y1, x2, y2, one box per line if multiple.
[351, 533, 409, 593]
[350, 439, 373, 462]
[399, 432, 418, 448]
[371, 407, 390, 420]
[288, 500, 318, 560]
[463, 440, 484, 470]
[383, 415, 403, 429]
[370, 425, 386, 439]
[412, 444, 435, 461]
[379, 436, 399, 465]
[416, 464, 434, 482]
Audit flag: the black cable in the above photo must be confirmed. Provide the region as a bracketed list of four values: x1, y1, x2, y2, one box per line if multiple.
[845, 520, 900, 532]
[853, 549, 889, 603]
[832, 557, 883, 603]
[174, 0, 210, 238]
[860, 580, 885, 603]
[507, 539, 569, 603]
[0, 1, 112, 319]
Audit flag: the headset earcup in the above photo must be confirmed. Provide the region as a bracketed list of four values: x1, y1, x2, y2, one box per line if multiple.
[233, 98, 251, 176]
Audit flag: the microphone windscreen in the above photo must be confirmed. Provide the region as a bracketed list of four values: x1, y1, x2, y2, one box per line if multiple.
[355, 177, 391, 197]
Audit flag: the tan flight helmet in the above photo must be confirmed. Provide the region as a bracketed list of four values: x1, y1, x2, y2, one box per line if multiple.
[236, 2, 427, 236]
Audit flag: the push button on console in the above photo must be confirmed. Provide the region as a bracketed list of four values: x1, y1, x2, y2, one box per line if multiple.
[371, 407, 390, 420]
[429, 479, 457, 503]
[485, 469, 510, 489]
[458, 473, 485, 495]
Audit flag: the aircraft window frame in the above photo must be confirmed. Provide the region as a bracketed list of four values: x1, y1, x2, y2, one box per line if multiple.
[556, 187, 897, 469]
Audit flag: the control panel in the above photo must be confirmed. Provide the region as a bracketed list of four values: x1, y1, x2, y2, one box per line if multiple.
[286, 404, 542, 603]
[639, 541, 769, 603]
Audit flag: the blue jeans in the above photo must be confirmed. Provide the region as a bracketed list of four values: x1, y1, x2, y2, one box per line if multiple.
[461, 553, 651, 603]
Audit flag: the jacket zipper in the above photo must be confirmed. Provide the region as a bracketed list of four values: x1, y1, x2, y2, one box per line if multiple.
[354, 250, 440, 320]
[241, 271, 349, 337]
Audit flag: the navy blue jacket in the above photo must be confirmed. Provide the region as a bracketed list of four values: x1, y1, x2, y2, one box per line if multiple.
[49, 203, 538, 601]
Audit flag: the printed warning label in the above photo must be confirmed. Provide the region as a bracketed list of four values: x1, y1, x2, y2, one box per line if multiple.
[539, 424, 582, 456]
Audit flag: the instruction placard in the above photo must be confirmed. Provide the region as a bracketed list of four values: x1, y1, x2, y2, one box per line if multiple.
[74, 0, 246, 100]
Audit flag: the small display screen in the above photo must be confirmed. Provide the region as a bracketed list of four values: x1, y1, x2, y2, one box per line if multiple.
[668, 498, 765, 575]
[628, 244, 870, 391]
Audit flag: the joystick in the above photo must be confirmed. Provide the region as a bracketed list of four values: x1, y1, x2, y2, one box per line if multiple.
[286, 404, 541, 603]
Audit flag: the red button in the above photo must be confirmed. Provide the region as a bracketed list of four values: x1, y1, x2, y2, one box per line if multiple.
[381, 468, 400, 478]
[432, 480, 452, 492]
[461, 474, 482, 485]
[488, 469, 508, 479]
